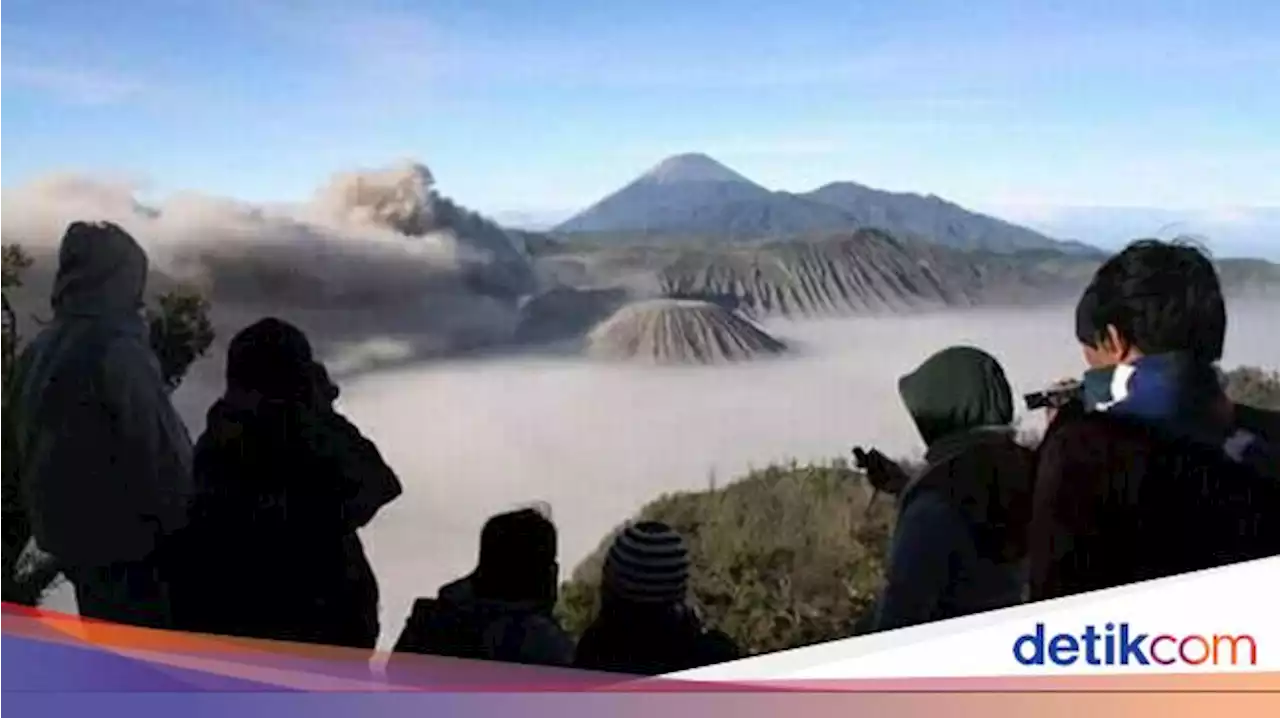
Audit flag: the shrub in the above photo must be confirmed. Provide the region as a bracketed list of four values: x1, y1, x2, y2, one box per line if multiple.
[1223, 366, 1280, 410]
[557, 460, 897, 656]
[146, 288, 216, 391]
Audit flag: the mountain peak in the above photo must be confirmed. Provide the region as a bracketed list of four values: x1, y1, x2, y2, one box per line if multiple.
[639, 153, 754, 185]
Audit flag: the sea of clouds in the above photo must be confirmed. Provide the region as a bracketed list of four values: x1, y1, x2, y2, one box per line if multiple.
[168, 302, 1280, 648]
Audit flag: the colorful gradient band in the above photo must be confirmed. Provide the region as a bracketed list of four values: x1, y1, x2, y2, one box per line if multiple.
[4, 603, 1277, 716]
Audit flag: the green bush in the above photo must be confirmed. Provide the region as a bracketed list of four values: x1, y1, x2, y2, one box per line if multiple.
[557, 460, 897, 656]
[1223, 366, 1280, 410]
[146, 288, 216, 391]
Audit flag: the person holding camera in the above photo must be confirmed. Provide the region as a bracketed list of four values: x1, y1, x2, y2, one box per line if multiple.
[861, 345, 1036, 632]
[168, 318, 402, 650]
[1028, 240, 1280, 602]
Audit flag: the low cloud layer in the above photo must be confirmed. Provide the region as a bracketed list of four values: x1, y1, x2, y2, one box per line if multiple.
[159, 303, 1280, 648]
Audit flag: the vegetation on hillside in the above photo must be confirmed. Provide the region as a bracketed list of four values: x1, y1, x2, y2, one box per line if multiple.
[560, 366, 1280, 656]
[557, 461, 896, 655]
[1223, 366, 1280, 410]
[1, 243, 216, 605]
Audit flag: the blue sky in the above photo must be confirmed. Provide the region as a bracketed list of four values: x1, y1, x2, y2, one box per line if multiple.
[3, 0, 1279, 219]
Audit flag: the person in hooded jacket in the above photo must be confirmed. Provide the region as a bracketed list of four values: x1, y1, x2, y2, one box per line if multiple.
[1029, 241, 1280, 601]
[573, 521, 740, 675]
[389, 507, 574, 671]
[169, 318, 402, 649]
[2, 222, 193, 628]
[869, 346, 1036, 632]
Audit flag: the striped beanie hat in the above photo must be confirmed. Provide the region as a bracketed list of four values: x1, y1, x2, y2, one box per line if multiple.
[602, 521, 690, 605]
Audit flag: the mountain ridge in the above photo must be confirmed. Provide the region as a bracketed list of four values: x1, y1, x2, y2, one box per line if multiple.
[555, 154, 1094, 255]
[639, 152, 756, 185]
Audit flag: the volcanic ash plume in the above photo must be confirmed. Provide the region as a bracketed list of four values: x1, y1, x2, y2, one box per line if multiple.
[0, 160, 534, 308]
[317, 161, 441, 237]
[316, 161, 529, 269]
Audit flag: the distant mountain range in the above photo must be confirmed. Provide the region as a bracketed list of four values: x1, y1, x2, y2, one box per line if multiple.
[492, 210, 569, 232]
[554, 153, 1098, 256]
[525, 229, 1280, 333]
[1002, 206, 1280, 261]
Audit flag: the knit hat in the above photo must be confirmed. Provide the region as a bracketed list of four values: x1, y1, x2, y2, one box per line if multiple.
[602, 521, 690, 605]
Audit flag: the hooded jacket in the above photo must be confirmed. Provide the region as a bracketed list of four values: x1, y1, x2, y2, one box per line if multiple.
[872, 346, 1035, 631]
[390, 575, 574, 670]
[3, 222, 193, 568]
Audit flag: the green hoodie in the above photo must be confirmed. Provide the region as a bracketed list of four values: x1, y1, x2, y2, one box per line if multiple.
[897, 345, 1014, 451]
[873, 346, 1032, 632]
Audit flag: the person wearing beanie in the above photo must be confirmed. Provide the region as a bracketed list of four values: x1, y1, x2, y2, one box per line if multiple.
[601, 520, 691, 604]
[573, 521, 739, 676]
[168, 317, 402, 650]
[3, 222, 192, 626]
[390, 507, 574, 671]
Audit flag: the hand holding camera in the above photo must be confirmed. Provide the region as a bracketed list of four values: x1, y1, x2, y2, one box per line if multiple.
[852, 446, 910, 496]
[1023, 377, 1083, 411]
[308, 361, 340, 408]
[1024, 377, 1086, 426]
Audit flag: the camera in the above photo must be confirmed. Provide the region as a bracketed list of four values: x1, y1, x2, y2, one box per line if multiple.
[1024, 379, 1083, 411]
[852, 445, 910, 496]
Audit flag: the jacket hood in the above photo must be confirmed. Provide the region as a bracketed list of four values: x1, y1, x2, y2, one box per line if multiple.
[899, 346, 1014, 447]
[51, 222, 149, 317]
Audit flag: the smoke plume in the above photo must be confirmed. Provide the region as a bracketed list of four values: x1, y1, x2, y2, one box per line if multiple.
[0, 161, 534, 309]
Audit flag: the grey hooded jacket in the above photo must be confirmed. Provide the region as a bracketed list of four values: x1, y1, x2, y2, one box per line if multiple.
[4, 223, 193, 567]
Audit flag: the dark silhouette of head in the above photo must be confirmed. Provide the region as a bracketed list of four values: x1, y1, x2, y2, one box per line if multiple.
[472, 507, 559, 609]
[226, 317, 315, 401]
[1078, 239, 1226, 366]
[600, 521, 691, 616]
[52, 221, 149, 317]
